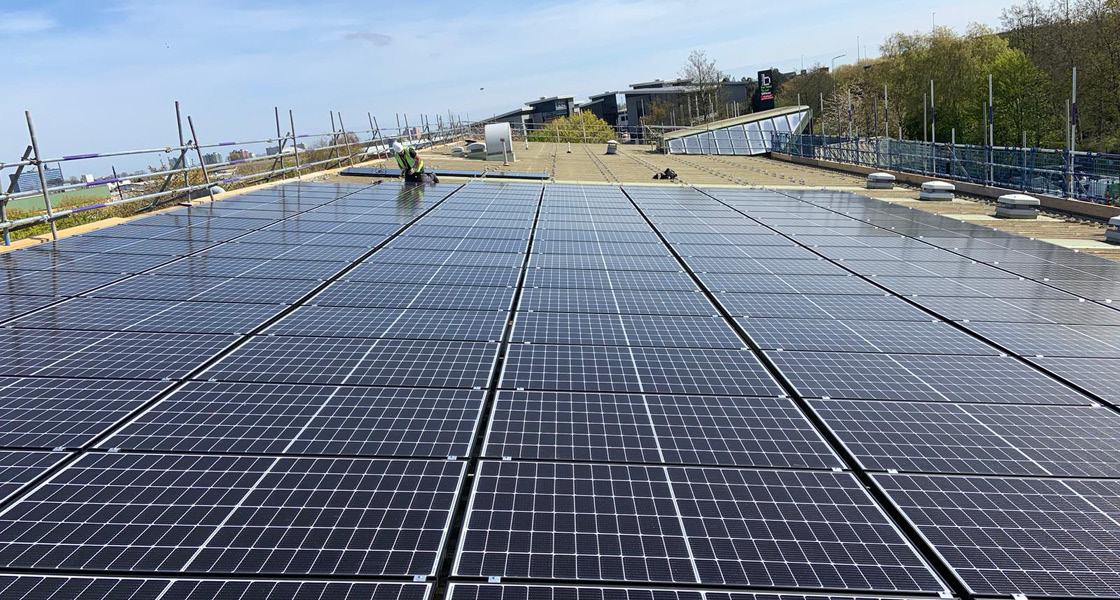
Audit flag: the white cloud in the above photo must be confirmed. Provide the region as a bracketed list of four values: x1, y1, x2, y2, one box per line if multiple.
[0, 11, 56, 36]
[345, 31, 393, 46]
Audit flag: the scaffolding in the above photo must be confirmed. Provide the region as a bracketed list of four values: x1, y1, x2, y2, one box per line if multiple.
[772, 132, 1120, 207]
[0, 104, 473, 244]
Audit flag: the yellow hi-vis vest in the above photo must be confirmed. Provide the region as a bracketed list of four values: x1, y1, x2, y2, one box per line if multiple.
[396, 150, 423, 173]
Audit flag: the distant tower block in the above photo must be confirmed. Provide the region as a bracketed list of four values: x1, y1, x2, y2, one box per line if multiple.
[866, 172, 895, 190]
[484, 123, 514, 162]
[919, 180, 955, 201]
[1106, 216, 1120, 245]
[995, 193, 1041, 219]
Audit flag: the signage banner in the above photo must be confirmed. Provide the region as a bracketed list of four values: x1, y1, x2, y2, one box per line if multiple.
[755, 70, 775, 111]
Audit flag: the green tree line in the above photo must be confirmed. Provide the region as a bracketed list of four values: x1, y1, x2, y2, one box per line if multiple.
[775, 0, 1120, 152]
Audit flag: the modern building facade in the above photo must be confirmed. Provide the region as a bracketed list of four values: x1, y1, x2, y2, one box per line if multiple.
[525, 96, 575, 125]
[479, 95, 577, 129]
[580, 92, 627, 129]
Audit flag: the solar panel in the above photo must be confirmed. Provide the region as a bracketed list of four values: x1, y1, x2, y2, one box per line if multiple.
[368, 249, 524, 268]
[448, 583, 917, 600]
[6, 179, 1120, 596]
[151, 257, 345, 280]
[700, 274, 883, 296]
[0, 575, 432, 600]
[455, 461, 698, 583]
[0, 295, 57, 323]
[670, 466, 947, 592]
[89, 274, 322, 304]
[0, 453, 464, 576]
[739, 317, 998, 355]
[456, 461, 946, 593]
[964, 321, 1120, 358]
[0, 270, 129, 297]
[520, 289, 718, 316]
[347, 264, 522, 287]
[511, 313, 743, 348]
[535, 229, 658, 244]
[688, 257, 847, 276]
[205, 337, 499, 388]
[103, 238, 222, 256]
[8, 297, 285, 335]
[1040, 278, 1120, 302]
[874, 473, 1120, 598]
[769, 351, 1090, 404]
[40, 253, 174, 275]
[528, 254, 682, 272]
[501, 343, 782, 397]
[236, 230, 378, 247]
[501, 344, 640, 393]
[267, 306, 508, 342]
[177, 277, 326, 304]
[0, 450, 70, 502]
[871, 275, 1074, 299]
[913, 295, 1120, 326]
[314, 281, 515, 311]
[1029, 356, 1120, 403]
[716, 293, 931, 322]
[0, 329, 237, 379]
[105, 382, 484, 457]
[485, 391, 840, 469]
[202, 242, 372, 262]
[812, 399, 1056, 476]
[390, 236, 528, 253]
[86, 274, 236, 301]
[0, 378, 170, 449]
[604, 271, 699, 291]
[629, 347, 783, 396]
[533, 241, 669, 256]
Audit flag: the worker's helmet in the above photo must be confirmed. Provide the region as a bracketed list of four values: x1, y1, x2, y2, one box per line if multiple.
[390, 141, 404, 154]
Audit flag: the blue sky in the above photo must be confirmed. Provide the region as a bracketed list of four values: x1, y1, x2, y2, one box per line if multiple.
[0, 0, 1011, 173]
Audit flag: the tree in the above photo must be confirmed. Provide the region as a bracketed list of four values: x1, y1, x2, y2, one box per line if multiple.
[638, 51, 748, 128]
[678, 50, 730, 124]
[1001, 0, 1120, 151]
[529, 112, 616, 143]
[775, 65, 836, 134]
[991, 48, 1053, 146]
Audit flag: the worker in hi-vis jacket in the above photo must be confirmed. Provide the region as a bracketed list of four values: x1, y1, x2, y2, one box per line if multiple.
[391, 141, 438, 184]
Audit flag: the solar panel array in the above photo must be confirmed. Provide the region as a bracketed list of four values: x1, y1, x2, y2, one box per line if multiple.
[0, 178, 1117, 599]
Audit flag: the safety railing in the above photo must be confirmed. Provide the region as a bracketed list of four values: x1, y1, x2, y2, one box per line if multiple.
[0, 103, 472, 244]
[772, 133, 1120, 207]
[459, 120, 696, 148]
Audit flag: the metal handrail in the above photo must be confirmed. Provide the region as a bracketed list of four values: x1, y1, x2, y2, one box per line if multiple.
[0, 103, 475, 243]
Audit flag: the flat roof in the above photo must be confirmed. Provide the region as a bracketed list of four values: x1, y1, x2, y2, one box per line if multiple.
[629, 77, 692, 88]
[527, 95, 574, 106]
[482, 105, 531, 121]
